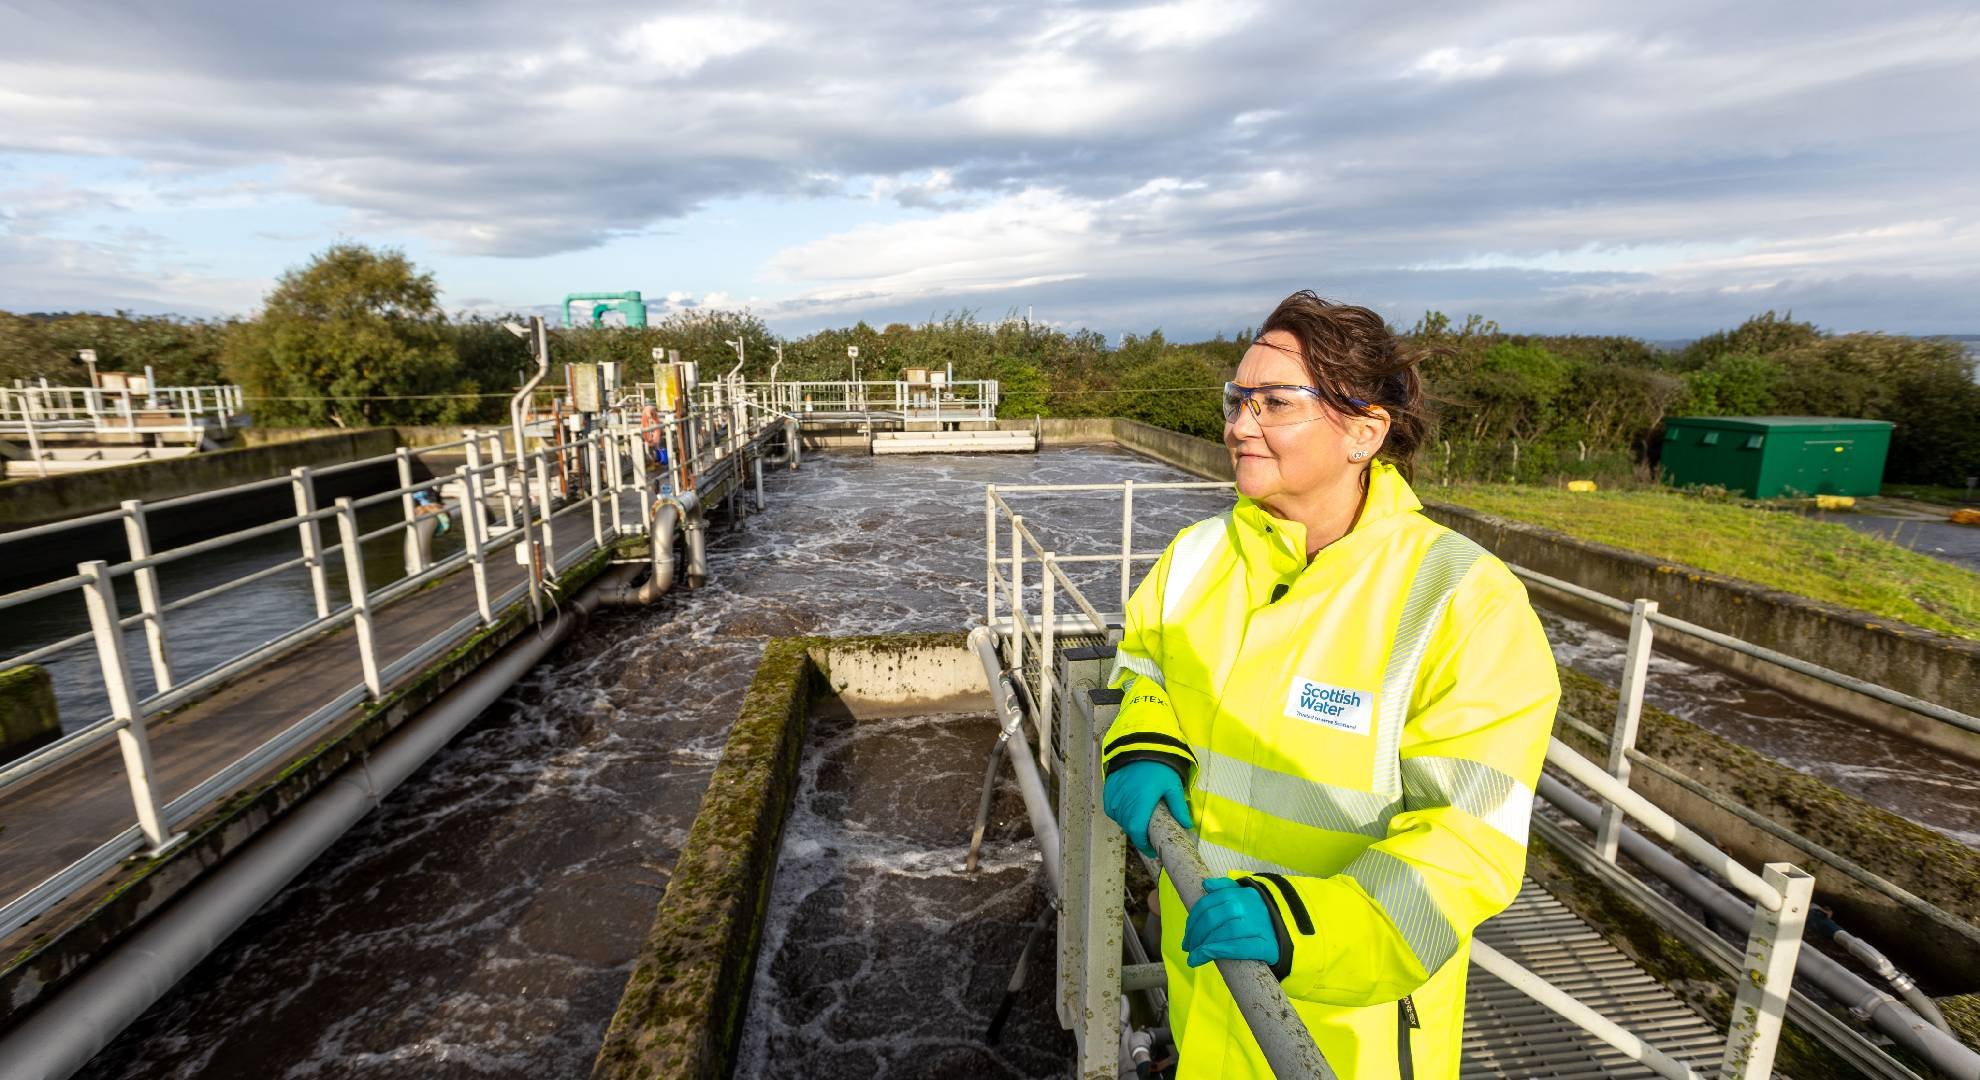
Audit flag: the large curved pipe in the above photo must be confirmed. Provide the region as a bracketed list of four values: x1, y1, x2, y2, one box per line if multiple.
[965, 626, 1060, 895]
[0, 584, 607, 1080]
[1537, 775, 1980, 1079]
[598, 492, 696, 607]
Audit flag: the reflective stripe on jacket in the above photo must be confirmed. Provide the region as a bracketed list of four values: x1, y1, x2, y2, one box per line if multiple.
[1102, 462, 1559, 1079]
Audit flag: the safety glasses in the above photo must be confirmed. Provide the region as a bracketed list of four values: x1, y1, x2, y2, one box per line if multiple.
[1222, 382, 1379, 428]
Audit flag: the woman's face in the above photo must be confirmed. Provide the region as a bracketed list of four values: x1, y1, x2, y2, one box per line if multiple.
[1224, 330, 1381, 510]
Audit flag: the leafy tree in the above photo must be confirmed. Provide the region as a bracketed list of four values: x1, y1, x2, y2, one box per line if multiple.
[1677, 353, 1779, 416]
[224, 243, 463, 427]
[1116, 352, 1226, 438]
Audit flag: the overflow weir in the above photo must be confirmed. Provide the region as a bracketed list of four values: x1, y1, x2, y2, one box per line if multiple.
[0, 387, 1976, 1078]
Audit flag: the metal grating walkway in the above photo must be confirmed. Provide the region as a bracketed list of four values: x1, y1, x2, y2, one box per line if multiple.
[1463, 881, 1725, 1078]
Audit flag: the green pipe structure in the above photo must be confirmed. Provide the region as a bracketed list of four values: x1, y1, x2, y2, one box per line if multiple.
[562, 292, 648, 329]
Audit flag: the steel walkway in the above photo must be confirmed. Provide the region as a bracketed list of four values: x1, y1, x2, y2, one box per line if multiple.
[1464, 882, 1724, 1078]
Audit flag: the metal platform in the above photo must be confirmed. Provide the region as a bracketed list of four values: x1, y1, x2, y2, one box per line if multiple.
[1464, 882, 1724, 1078]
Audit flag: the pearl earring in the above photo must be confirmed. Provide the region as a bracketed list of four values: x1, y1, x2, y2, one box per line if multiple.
[1350, 450, 1368, 461]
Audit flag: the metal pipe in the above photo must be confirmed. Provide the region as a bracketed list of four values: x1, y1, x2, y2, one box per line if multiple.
[1147, 802, 1337, 1078]
[0, 583, 606, 1080]
[966, 626, 1062, 896]
[1537, 775, 1980, 1079]
[1823, 920, 1954, 1036]
[508, 317, 551, 622]
[684, 508, 708, 588]
[597, 495, 689, 607]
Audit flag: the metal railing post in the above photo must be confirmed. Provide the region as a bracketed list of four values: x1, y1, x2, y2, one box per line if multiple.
[491, 427, 517, 529]
[291, 466, 331, 619]
[1119, 479, 1135, 616]
[535, 449, 558, 576]
[78, 560, 178, 852]
[1721, 864, 1815, 1079]
[605, 424, 624, 534]
[396, 446, 424, 575]
[457, 464, 494, 625]
[985, 486, 998, 628]
[1010, 514, 1025, 677]
[1066, 677, 1124, 1075]
[1599, 598, 1658, 861]
[120, 499, 174, 693]
[334, 498, 384, 699]
[588, 434, 605, 549]
[24, 388, 47, 477]
[1041, 552, 1057, 765]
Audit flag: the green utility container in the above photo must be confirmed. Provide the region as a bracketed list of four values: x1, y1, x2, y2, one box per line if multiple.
[1660, 416, 1894, 498]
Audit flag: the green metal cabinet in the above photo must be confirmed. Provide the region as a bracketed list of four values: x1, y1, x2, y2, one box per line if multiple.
[1659, 416, 1894, 497]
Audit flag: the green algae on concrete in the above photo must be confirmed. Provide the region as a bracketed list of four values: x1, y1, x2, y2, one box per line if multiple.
[0, 663, 59, 762]
[1553, 665, 1980, 993]
[589, 632, 974, 1080]
[591, 634, 820, 1080]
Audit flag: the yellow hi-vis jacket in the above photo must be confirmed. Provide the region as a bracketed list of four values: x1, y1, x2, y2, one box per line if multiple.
[1102, 462, 1558, 1079]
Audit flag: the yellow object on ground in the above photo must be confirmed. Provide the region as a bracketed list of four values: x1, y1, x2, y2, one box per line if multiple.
[1102, 463, 1560, 1079]
[1951, 509, 1980, 527]
[1565, 480, 1597, 492]
[1816, 494, 1855, 510]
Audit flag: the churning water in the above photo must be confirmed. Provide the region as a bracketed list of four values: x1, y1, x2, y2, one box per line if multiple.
[72, 446, 1977, 1078]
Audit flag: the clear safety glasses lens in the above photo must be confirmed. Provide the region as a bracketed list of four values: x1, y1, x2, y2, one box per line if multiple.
[1222, 383, 1330, 427]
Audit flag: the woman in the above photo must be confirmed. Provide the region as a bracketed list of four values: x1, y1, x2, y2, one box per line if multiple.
[1100, 291, 1558, 1078]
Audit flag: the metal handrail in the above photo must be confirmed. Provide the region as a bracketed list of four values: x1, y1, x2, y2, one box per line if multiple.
[977, 478, 1903, 1080]
[0, 396, 794, 942]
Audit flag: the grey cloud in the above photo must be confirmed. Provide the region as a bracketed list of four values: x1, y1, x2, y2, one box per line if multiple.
[1, 0, 1976, 333]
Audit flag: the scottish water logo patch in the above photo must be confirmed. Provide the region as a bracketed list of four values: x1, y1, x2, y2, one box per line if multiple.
[1283, 678, 1373, 735]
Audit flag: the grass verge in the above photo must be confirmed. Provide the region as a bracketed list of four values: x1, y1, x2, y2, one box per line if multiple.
[1432, 484, 1980, 640]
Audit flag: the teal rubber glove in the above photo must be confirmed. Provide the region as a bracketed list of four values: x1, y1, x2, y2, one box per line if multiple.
[1102, 760, 1193, 858]
[1181, 877, 1281, 968]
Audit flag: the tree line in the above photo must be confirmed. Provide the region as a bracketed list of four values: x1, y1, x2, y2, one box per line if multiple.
[4, 243, 1974, 487]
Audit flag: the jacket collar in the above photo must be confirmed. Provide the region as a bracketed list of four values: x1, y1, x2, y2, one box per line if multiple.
[1230, 462, 1422, 578]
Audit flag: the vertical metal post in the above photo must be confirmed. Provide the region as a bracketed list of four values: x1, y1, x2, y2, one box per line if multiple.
[535, 449, 558, 577]
[1119, 479, 1135, 616]
[1720, 864, 1815, 1080]
[1040, 552, 1056, 766]
[985, 486, 998, 629]
[752, 453, 765, 510]
[457, 464, 494, 625]
[291, 466, 331, 619]
[396, 446, 424, 575]
[1598, 598, 1658, 861]
[605, 424, 623, 535]
[491, 428, 517, 529]
[588, 434, 605, 550]
[120, 499, 174, 693]
[79, 561, 177, 851]
[24, 388, 47, 477]
[334, 498, 384, 699]
[636, 428, 656, 536]
[1010, 514, 1025, 677]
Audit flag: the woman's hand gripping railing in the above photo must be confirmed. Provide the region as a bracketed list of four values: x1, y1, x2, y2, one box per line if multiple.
[1146, 802, 1339, 1079]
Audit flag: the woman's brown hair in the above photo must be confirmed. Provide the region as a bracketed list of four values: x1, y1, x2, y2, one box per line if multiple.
[1258, 290, 1433, 481]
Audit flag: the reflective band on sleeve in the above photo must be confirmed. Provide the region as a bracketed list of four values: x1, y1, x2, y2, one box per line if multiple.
[1160, 514, 1231, 622]
[1342, 848, 1461, 975]
[1110, 649, 1167, 690]
[1192, 743, 1397, 839]
[1372, 531, 1484, 796]
[1399, 755, 1535, 847]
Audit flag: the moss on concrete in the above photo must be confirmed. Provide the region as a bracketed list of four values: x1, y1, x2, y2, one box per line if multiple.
[590, 632, 968, 1080]
[1553, 665, 1980, 992]
[0, 663, 59, 761]
[591, 634, 818, 1080]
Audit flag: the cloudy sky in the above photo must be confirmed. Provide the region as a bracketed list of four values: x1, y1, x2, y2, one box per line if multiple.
[1, 1, 1976, 339]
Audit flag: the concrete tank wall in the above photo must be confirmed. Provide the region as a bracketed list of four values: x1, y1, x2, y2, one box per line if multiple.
[1, 429, 400, 530]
